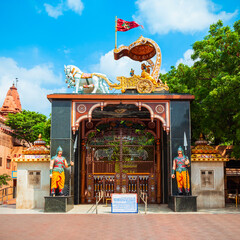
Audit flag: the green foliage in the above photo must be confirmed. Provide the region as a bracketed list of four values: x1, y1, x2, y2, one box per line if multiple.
[5, 110, 51, 145]
[0, 174, 11, 187]
[161, 20, 240, 158]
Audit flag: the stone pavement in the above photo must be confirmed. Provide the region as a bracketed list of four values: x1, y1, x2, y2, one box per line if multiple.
[1, 204, 240, 240]
[1, 203, 240, 214]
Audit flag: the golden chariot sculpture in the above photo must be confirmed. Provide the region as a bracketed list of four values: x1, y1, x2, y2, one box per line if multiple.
[110, 36, 169, 93]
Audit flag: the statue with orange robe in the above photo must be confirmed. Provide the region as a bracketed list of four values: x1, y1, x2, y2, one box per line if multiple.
[141, 63, 157, 85]
[50, 146, 74, 196]
[171, 146, 190, 195]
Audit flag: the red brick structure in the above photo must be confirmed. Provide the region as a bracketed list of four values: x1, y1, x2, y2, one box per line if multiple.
[0, 84, 25, 201]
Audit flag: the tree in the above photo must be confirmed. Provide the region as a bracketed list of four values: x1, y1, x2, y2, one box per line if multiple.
[161, 20, 240, 157]
[0, 174, 11, 188]
[5, 110, 51, 145]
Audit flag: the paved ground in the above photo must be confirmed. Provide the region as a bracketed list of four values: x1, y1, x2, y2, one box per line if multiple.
[1, 213, 240, 240]
[1, 204, 240, 240]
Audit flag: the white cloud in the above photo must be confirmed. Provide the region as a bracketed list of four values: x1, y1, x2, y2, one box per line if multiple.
[160, 68, 167, 74]
[176, 49, 198, 67]
[67, 0, 84, 14]
[44, 3, 63, 19]
[0, 57, 66, 116]
[44, 0, 84, 19]
[134, 0, 238, 34]
[63, 49, 71, 54]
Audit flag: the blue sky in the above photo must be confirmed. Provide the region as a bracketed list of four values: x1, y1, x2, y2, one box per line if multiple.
[0, 0, 239, 116]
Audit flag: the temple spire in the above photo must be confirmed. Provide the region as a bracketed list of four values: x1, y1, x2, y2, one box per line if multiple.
[0, 83, 22, 116]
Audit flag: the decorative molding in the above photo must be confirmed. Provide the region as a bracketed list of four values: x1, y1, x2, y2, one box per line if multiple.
[77, 104, 87, 114]
[72, 100, 170, 134]
[155, 104, 164, 114]
[148, 121, 155, 129]
[86, 121, 93, 129]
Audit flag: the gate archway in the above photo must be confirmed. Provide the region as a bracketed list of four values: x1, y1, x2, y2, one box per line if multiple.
[85, 120, 157, 203]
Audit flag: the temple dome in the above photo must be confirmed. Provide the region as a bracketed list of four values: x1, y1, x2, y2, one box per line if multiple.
[191, 134, 229, 162]
[22, 134, 50, 155]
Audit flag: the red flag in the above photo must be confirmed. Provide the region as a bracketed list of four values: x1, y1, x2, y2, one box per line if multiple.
[117, 19, 143, 32]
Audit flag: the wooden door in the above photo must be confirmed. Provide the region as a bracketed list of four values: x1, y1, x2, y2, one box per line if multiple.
[85, 124, 156, 203]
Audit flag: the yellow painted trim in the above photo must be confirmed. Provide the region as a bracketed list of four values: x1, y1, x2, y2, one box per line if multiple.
[191, 158, 229, 162]
[12, 158, 50, 162]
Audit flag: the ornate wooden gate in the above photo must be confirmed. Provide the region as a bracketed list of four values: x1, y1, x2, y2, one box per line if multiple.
[85, 122, 156, 203]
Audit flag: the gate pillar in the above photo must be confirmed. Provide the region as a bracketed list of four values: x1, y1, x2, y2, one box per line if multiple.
[156, 138, 161, 203]
[170, 101, 191, 195]
[51, 100, 74, 198]
[81, 140, 86, 203]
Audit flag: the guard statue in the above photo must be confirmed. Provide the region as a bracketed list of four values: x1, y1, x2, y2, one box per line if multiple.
[50, 146, 74, 196]
[171, 146, 190, 195]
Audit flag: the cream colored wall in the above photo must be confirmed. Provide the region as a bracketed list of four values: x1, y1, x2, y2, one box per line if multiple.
[16, 162, 50, 209]
[191, 161, 225, 209]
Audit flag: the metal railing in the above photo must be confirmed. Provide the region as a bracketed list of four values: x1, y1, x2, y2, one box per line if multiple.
[0, 186, 16, 205]
[226, 189, 240, 207]
[140, 190, 148, 214]
[96, 190, 104, 214]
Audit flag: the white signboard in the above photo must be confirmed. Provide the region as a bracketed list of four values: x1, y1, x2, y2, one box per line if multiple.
[111, 193, 138, 213]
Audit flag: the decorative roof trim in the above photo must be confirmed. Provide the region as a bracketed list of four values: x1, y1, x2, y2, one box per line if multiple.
[191, 158, 229, 162]
[22, 150, 50, 155]
[13, 158, 50, 162]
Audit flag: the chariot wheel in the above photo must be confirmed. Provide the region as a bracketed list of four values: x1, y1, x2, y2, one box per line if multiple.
[136, 79, 153, 93]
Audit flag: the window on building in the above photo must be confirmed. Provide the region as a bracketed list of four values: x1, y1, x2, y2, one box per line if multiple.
[0, 157, 2, 167]
[28, 171, 41, 189]
[6, 159, 11, 169]
[201, 170, 214, 189]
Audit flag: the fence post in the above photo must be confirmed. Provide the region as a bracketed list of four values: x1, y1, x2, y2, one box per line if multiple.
[145, 194, 147, 214]
[0, 190, 3, 204]
[96, 193, 98, 214]
[13, 187, 15, 198]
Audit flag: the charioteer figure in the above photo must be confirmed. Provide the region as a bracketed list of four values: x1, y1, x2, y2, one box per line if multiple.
[171, 146, 190, 195]
[141, 63, 157, 86]
[50, 146, 74, 196]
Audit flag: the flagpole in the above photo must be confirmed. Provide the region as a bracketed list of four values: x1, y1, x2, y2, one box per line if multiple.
[115, 16, 117, 49]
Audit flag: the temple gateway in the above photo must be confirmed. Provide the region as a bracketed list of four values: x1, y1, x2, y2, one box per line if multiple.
[47, 36, 196, 211]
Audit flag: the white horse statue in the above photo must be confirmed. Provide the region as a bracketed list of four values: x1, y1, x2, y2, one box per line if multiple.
[64, 65, 113, 93]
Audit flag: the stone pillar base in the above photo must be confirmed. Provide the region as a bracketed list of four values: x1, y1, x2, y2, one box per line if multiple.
[168, 195, 197, 212]
[44, 196, 74, 212]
